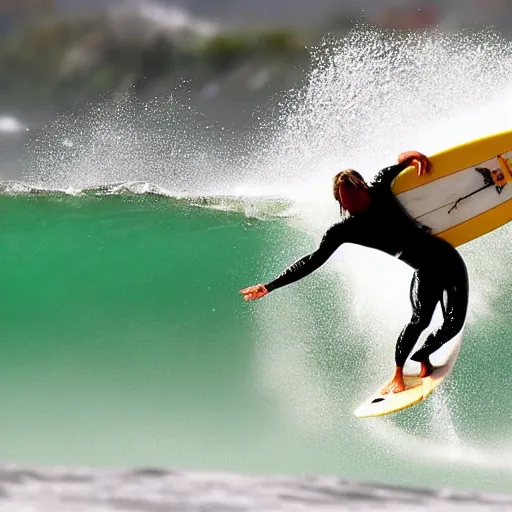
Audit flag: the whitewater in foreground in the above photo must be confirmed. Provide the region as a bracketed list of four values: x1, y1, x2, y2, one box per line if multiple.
[1, 464, 511, 512]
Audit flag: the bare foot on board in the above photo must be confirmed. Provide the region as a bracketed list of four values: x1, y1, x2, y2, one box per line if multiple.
[379, 366, 406, 395]
[418, 359, 434, 378]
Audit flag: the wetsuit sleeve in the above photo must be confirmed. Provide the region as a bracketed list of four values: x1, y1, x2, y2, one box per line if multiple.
[264, 222, 347, 293]
[371, 162, 409, 190]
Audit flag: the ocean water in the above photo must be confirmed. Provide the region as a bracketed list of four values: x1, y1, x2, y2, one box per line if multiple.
[1, 24, 512, 509]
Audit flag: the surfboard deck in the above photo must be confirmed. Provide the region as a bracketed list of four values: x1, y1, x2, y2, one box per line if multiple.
[354, 329, 463, 419]
[392, 129, 512, 247]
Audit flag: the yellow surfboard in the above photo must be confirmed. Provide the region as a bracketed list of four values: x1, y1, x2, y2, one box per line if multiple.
[355, 129, 512, 419]
[393, 128, 512, 248]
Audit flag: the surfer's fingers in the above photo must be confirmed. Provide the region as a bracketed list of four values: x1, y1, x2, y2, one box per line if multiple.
[415, 156, 431, 177]
[243, 290, 266, 300]
[416, 159, 424, 176]
[240, 288, 256, 300]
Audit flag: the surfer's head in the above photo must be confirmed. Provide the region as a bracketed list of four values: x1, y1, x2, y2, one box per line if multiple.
[333, 169, 371, 215]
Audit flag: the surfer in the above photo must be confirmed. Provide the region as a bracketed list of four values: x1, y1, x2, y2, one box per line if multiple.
[239, 152, 469, 394]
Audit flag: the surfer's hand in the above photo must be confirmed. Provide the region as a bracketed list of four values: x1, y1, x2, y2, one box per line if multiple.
[397, 151, 431, 177]
[414, 154, 431, 177]
[239, 284, 268, 301]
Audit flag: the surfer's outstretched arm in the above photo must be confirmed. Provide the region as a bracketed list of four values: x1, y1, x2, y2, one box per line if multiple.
[264, 222, 346, 292]
[240, 221, 348, 300]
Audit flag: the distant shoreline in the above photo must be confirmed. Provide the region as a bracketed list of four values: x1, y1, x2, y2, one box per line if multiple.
[0, 9, 324, 111]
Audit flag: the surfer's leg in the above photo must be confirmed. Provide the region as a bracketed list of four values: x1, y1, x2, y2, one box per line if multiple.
[410, 255, 469, 369]
[380, 269, 440, 394]
[394, 269, 440, 368]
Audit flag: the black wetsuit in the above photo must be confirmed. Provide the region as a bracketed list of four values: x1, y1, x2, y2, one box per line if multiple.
[264, 162, 469, 367]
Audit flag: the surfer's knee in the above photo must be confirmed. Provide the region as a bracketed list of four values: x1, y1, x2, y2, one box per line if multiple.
[445, 315, 465, 337]
[409, 312, 431, 332]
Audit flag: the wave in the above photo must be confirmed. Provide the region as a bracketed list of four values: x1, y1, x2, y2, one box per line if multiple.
[0, 179, 295, 219]
[5, 24, 512, 496]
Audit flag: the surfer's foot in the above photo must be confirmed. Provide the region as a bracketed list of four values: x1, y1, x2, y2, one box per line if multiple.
[418, 358, 434, 378]
[379, 366, 406, 395]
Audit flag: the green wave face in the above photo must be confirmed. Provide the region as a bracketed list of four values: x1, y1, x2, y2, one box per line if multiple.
[1, 191, 512, 495]
[0, 193, 299, 466]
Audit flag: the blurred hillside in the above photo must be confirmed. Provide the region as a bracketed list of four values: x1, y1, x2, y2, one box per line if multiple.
[3, 0, 511, 30]
[0, 0, 510, 124]
[0, 2, 327, 120]
[0, 0, 508, 180]
[0, 5, 310, 117]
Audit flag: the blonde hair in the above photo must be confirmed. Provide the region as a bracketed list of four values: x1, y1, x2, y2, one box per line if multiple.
[333, 169, 367, 202]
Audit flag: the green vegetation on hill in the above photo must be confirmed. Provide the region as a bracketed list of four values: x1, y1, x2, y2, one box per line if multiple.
[0, 13, 315, 108]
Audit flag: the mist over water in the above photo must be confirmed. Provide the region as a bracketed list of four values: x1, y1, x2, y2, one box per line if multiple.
[241, 26, 512, 199]
[23, 93, 236, 195]
[15, 23, 512, 491]
[24, 26, 512, 201]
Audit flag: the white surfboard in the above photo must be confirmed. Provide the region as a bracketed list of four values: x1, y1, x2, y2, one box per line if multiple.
[354, 327, 463, 418]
